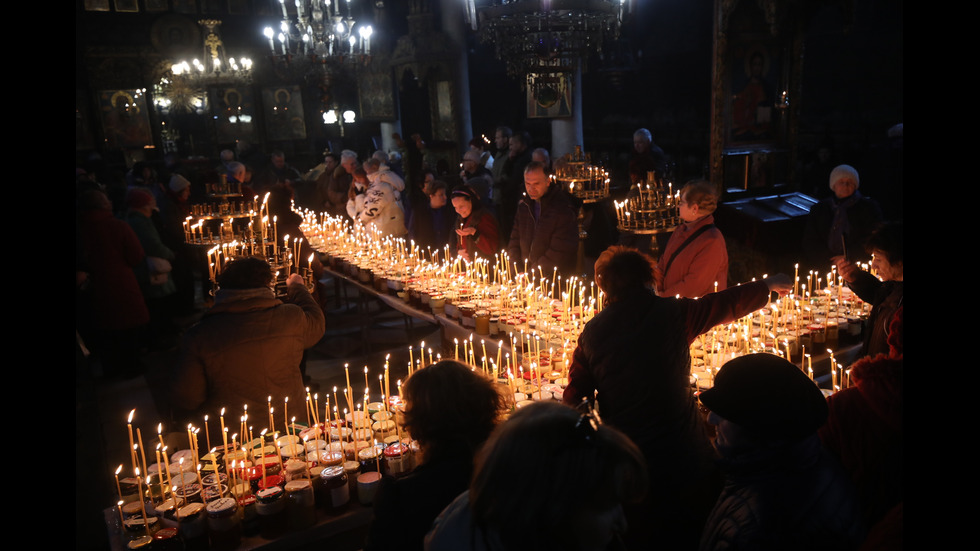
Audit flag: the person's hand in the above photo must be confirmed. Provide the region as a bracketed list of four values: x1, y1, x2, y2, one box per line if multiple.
[286, 273, 305, 286]
[764, 273, 793, 296]
[458, 250, 471, 262]
[831, 255, 860, 282]
[652, 265, 664, 292]
[455, 227, 476, 237]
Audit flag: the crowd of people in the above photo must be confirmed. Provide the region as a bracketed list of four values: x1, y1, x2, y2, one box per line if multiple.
[77, 127, 901, 550]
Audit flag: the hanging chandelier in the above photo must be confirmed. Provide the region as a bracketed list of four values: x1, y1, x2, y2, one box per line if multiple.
[263, 0, 374, 67]
[476, 0, 627, 81]
[154, 19, 253, 114]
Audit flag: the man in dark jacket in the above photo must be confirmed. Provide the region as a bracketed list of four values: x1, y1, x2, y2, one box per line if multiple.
[506, 161, 577, 275]
[698, 354, 865, 551]
[563, 246, 792, 550]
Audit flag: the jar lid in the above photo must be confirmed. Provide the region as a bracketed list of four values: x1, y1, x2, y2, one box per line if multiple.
[206, 497, 237, 515]
[255, 486, 284, 503]
[320, 465, 345, 480]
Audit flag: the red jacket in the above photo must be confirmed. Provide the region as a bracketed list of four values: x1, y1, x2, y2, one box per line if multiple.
[657, 214, 728, 298]
[78, 209, 149, 331]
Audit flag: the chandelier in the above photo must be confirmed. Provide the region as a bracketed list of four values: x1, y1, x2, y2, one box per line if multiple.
[476, 0, 626, 82]
[154, 19, 253, 114]
[264, 0, 373, 66]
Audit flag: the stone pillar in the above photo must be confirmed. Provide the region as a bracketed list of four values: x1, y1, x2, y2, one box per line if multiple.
[380, 120, 402, 154]
[440, 0, 473, 151]
[550, 62, 584, 159]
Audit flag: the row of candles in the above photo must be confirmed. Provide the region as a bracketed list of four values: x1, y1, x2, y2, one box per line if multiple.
[299, 210, 871, 380]
[614, 183, 680, 230]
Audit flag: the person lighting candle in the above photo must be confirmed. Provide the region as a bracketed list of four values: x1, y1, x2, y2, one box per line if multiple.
[450, 184, 500, 262]
[563, 245, 791, 549]
[170, 257, 325, 423]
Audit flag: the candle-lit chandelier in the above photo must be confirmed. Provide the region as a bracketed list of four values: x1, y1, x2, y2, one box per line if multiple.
[153, 19, 253, 114]
[264, 0, 374, 67]
[475, 0, 627, 85]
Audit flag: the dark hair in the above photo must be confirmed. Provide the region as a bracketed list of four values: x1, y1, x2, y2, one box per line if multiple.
[680, 180, 718, 214]
[450, 184, 483, 210]
[470, 402, 647, 551]
[865, 221, 903, 265]
[324, 152, 340, 164]
[593, 246, 656, 301]
[426, 179, 448, 196]
[495, 126, 512, 138]
[353, 167, 368, 181]
[217, 257, 274, 290]
[401, 360, 506, 461]
[524, 160, 548, 176]
[511, 131, 530, 149]
[364, 158, 382, 171]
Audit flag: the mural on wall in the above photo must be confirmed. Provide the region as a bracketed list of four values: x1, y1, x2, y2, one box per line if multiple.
[727, 41, 780, 146]
[358, 69, 397, 121]
[98, 89, 153, 149]
[210, 86, 257, 143]
[262, 85, 307, 141]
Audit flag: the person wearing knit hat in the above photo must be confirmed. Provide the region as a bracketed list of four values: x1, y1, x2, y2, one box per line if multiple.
[698, 353, 865, 551]
[460, 148, 494, 206]
[802, 163, 882, 270]
[169, 174, 191, 194]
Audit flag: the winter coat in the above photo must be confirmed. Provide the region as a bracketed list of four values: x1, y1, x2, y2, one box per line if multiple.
[171, 283, 325, 419]
[506, 186, 577, 275]
[77, 209, 149, 331]
[348, 178, 408, 238]
[699, 436, 865, 551]
[656, 214, 728, 298]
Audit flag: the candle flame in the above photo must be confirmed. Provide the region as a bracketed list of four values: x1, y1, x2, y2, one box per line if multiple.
[128, 409, 135, 423]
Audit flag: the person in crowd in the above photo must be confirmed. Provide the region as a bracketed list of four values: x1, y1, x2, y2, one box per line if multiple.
[531, 147, 551, 171]
[217, 149, 235, 174]
[347, 167, 407, 238]
[76, 189, 149, 379]
[507, 161, 578, 275]
[408, 179, 456, 254]
[802, 164, 883, 270]
[364, 156, 406, 205]
[311, 152, 348, 217]
[469, 136, 493, 170]
[820, 306, 902, 544]
[451, 184, 500, 262]
[124, 188, 177, 342]
[171, 257, 324, 421]
[426, 401, 648, 551]
[365, 360, 507, 551]
[460, 149, 494, 206]
[654, 180, 728, 298]
[833, 221, 902, 357]
[563, 246, 792, 550]
[499, 131, 533, 240]
[489, 126, 512, 200]
[254, 150, 302, 193]
[629, 128, 667, 184]
[698, 353, 865, 551]
[157, 174, 195, 314]
[226, 161, 252, 197]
